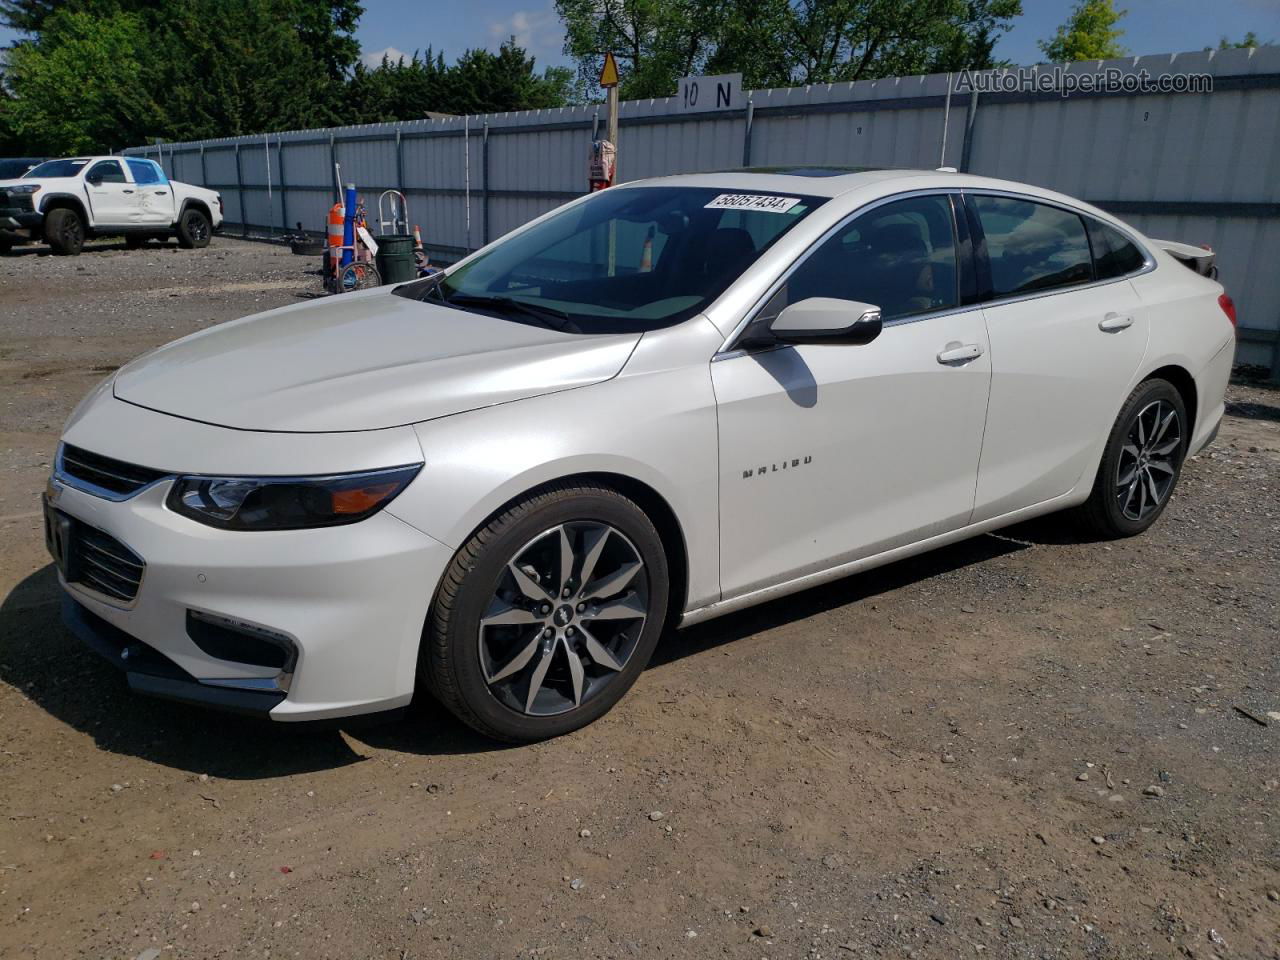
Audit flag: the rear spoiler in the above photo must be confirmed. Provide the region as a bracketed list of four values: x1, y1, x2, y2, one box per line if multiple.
[1153, 238, 1217, 279]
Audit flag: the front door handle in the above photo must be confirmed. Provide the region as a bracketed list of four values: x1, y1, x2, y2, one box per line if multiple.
[937, 342, 984, 364]
[122, 189, 134, 194]
[1099, 312, 1134, 332]
[154, 190, 168, 196]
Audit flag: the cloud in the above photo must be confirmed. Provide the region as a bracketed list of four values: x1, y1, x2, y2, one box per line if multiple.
[487, 4, 566, 64]
[361, 46, 410, 68]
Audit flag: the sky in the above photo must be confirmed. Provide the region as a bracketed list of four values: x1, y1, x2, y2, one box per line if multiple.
[1, 0, 1276, 78]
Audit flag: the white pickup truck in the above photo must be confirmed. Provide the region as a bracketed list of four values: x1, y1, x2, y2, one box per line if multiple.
[0, 155, 223, 256]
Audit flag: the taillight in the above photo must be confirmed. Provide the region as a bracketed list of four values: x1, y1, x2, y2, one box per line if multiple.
[1218, 293, 1237, 327]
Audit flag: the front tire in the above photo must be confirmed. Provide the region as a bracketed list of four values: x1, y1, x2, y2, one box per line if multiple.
[423, 483, 670, 742]
[176, 208, 211, 248]
[45, 208, 84, 256]
[1077, 378, 1188, 538]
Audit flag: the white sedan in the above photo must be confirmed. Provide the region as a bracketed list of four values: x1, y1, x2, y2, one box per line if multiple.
[45, 169, 1236, 741]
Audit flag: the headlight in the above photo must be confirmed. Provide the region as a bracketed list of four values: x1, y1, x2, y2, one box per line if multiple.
[9, 184, 41, 195]
[167, 464, 422, 531]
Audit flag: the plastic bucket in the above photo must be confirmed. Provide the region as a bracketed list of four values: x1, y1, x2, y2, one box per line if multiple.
[375, 234, 417, 284]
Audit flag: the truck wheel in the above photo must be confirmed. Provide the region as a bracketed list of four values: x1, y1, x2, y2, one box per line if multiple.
[177, 208, 211, 249]
[45, 208, 84, 256]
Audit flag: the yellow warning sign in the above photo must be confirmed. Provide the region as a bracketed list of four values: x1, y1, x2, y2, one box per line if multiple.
[599, 52, 620, 88]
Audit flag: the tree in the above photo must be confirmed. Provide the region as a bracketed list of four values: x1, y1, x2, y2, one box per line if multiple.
[157, 0, 342, 140]
[346, 40, 572, 122]
[556, 0, 1023, 98]
[556, 0, 723, 99]
[4, 8, 165, 153]
[1039, 0, 1127, 64]
[1212, 32, 1268, 50]
[0, 0, 365, 151]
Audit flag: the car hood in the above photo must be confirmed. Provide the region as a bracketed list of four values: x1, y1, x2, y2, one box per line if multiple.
[112, 290, 642, 432]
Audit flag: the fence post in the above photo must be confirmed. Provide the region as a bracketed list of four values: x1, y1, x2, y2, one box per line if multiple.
[395, 127, 404, 198]
[329, 134, 338, 202]
[276, 136, 289, 234]
[199, 144, 206, 187]
[234, 142, 247, 237]
[481, 120, 490, 247]
[742, 98, 755, 168]
[959, 90, 980, 173]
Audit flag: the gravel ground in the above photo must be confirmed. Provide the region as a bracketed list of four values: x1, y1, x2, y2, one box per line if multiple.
[1, 238, 1278, 960]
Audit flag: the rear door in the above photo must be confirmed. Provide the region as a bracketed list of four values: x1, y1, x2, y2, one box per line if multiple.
[83, 159, 135, 225]
[712, 192, 993, 598]
[125, 159, 175, 226]
[966, 193, 1150, 522]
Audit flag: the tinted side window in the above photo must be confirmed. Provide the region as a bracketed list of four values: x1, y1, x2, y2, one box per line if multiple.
[782, 194, 959, 321]
[126, 159, 163, 185]
[1087, 218, 1145, 279]
[971, 195, 1092, 296]
[87, 160, 126, 184]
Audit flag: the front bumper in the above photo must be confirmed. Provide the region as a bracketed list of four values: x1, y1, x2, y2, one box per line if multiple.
[62, 595, 287, 716]
[47, 473, 454, 722]
[1, 207, 43, 239]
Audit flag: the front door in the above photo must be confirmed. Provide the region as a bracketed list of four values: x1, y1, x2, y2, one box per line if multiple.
[713, 193, 992, 599]
[83, 159, 135, 226]
[126, 159, 175, 226]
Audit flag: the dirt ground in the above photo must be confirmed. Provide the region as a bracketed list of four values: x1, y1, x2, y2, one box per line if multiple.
[0, 237, 1277, 960]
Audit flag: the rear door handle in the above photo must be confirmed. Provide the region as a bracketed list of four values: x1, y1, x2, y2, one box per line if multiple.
[122, 189, 134, 194]
[155, 190, 167, 196]
[1099, 312, 1134, 332]
[937, 343, 984, 364]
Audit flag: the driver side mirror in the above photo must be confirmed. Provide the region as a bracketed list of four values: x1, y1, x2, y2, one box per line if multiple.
[769, 297, 883, 346]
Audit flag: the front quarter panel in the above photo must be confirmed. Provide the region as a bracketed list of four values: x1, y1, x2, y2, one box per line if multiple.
[391, 317, 725, 612]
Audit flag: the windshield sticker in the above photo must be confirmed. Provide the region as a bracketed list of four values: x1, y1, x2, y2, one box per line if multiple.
[704, 193, 801, 213]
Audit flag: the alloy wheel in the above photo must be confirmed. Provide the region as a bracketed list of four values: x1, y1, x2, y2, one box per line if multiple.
[1115, 399, 1181, 522]
[477, 522, 649, 717]
[186, 213, 209, 243]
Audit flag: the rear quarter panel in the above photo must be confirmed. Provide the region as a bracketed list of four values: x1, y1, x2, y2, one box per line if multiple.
[1128, 250, 1235, 447]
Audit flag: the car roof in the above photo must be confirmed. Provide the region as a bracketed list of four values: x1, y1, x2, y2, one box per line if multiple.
[618, 167, 1052, 200]
[614, 166, 1134, 231]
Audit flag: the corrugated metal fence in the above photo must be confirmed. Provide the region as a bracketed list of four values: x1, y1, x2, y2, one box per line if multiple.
[125, 46, 1280, 374]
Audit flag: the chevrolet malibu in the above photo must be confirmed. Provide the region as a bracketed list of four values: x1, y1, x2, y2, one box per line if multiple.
[45, 168, 1236, 741]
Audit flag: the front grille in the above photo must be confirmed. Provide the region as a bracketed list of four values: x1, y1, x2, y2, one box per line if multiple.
[69, 521, 146, 603]
[59, 444, 167, 498]
[0, 190, 34, 213]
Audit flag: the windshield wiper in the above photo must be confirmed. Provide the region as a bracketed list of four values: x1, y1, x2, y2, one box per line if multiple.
[444, 294, 576, 332]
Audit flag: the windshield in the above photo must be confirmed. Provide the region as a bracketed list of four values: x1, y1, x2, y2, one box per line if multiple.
[24, 158, 91, 179]
[411, 186, 826, 334]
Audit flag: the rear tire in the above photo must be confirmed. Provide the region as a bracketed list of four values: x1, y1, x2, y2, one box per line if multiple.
[423, 483, 669, 743]
[176, 208, 211, 249]
[45, 208, 84, 256]
[1076, 378, 1187, 538]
